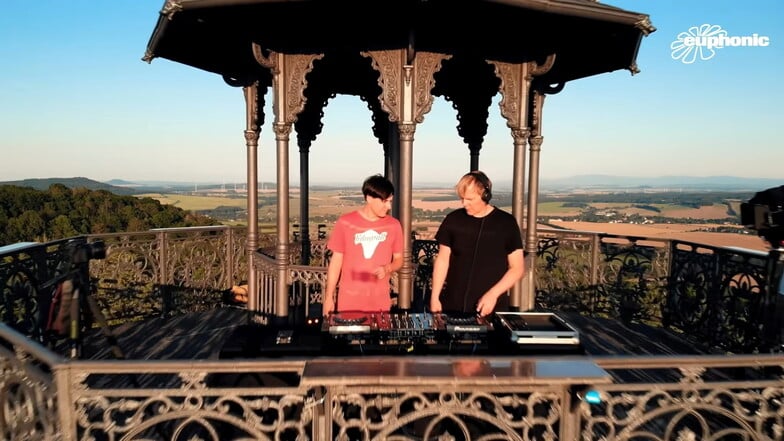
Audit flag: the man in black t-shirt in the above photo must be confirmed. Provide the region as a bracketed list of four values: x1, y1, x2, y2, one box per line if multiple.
[429, 171, 525, 316]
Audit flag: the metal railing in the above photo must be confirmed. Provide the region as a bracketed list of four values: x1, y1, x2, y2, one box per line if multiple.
[3, 321, 784, 440]
[2, 226, 783, 440]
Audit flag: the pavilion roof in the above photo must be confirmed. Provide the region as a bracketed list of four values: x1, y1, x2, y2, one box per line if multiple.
[143, 0, 655, 87]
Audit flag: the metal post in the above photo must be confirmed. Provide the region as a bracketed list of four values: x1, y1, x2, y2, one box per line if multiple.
[300, 145, 311, 265]
[274, 122, 292, 323]
[511, 129, 528, 310]
[243, 85, 260, 313]
[398, 123, 415, 309]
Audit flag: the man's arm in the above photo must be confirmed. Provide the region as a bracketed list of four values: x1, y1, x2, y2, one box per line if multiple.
[323, 251, 343, 316]
[476, 248, 525, 316]
[386, 222, 405, 276]
[372, 252, 404, 279]
[429, 244, 451, 312]
[389, 252, 403, 273]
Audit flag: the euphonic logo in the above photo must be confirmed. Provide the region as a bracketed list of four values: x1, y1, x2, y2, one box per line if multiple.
[671, 24, 770, 64]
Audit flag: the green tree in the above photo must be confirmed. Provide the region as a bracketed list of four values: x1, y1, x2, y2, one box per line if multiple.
[7, 210, 46, 242]
[49, 214, 78, 239]
[0, 184, 217, 246]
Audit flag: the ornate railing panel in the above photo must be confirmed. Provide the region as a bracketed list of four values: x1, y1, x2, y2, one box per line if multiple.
[534, 232, 597, 313]
[90, 227, 249, 319]
[716, 246, 771, 353]
[532, 231, 670, 324]
[664, 242, 719, 337]
[411, 239, 440, 310]
[1, 227, 253, 351]
[0, 323, 62, 441]
[289, 262, 327, 320]
[87, 231, 162, 322]
[69, 360, 315, 441]
[252, 250, 279, 323]
[587, 355, 784, 441]
[593, 236, 669, 325]
[5, 322, 784, 441]
[667, 241, 775, 353]
[1, 243, 46, 338]
[0, 239, 74, 340]
[327, 386, 565, 440]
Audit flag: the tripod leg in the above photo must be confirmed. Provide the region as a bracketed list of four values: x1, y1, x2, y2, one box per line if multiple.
[69, 286, 81, 359]
[85, 294, 126, 360]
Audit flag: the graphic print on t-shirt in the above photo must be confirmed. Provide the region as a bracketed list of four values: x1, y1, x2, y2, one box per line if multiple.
[354, 229, 388, 258]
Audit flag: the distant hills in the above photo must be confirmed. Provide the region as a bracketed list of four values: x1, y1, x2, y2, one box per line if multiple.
[0, 178, 266, 195]
[1, 175, 780, 194]
[0, 177, 140, 195]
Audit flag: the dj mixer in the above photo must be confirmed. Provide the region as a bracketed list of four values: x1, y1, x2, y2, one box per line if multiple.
[323, 311, 491, 344]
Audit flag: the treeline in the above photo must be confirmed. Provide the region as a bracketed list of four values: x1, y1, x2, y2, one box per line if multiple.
[0, 184, 216, 246]
[541, 191, 753, 207]
[423, 191, 754, 207]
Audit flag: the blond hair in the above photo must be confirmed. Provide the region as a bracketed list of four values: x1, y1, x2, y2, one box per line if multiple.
[456, 171, 491, 200]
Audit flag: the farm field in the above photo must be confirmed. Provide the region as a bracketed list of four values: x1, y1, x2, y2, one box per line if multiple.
[137, 193, 247, 211]
[548, 220, 767, 252]
[588, 202, 731, 219]
[141, 190, 768, 252]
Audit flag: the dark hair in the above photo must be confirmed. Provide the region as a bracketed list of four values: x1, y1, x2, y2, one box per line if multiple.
[362, 174, 394, 200]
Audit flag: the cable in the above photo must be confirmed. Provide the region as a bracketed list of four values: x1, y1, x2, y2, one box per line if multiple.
[462, 216, 486, 312]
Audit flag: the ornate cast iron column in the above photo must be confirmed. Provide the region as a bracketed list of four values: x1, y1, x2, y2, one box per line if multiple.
[242, 84, 261, 313]
[254, 45, 323, 321]
[490, 61, 531, 310]
[490, 55, 555, 310]
[387, 124, 400, 219]
[298, 144, 310, 263]
[469, 143, 481, 171]
[525, 91, 547, 310]
[361, 49, 451, 310]
[296, 85, 335, 265]
[272, 122, 292, 321]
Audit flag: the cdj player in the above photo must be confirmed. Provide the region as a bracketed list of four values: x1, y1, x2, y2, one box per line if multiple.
[495, 312, 580, 347]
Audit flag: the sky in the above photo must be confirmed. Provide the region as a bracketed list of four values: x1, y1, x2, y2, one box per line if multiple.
[0, 0, 782, 186]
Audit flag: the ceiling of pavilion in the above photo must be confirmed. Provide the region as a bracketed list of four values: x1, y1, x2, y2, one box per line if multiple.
[144, 0, 655, 89]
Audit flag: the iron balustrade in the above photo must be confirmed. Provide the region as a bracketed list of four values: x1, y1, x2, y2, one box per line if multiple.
[2, 321, 784, 440]
[2, 226, 782, 353]
[2, 226, 784, 440]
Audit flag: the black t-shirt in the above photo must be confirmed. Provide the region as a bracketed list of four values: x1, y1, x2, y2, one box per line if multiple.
[434, 207, 523, 313]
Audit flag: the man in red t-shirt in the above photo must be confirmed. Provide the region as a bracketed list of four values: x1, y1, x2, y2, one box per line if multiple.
[323, 175, 404, 314]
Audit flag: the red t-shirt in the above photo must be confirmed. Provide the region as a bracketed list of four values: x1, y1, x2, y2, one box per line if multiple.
[327, 211, 403, 312]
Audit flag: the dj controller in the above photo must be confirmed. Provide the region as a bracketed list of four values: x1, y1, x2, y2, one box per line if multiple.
[324, 311, 492, 342]
[221, 311, 582, 358]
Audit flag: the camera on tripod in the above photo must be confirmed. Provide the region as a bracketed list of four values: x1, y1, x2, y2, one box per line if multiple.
[740, 185, 784, 248]
[67, 239, 107, 266]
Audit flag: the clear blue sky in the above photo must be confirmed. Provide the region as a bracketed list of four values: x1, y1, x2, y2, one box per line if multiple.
[1, 0, 781, 186]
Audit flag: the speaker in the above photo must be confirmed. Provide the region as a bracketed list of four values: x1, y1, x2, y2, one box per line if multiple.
[471, 171, 492, 203]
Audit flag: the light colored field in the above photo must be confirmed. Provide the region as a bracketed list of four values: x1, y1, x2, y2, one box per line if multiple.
[658, 204, 730, 219]
[138, 193, 247, 211]
[538, 202, 582, 216]
[149, 191, 733, 220]
[139, 192, 762, 251]
[549, 220, 766, 251]
[588, 203, 730, 219]
[414, 199, 462, 210]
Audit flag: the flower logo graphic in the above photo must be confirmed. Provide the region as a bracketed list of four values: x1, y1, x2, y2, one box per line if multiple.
[671, 24, 728, 64]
